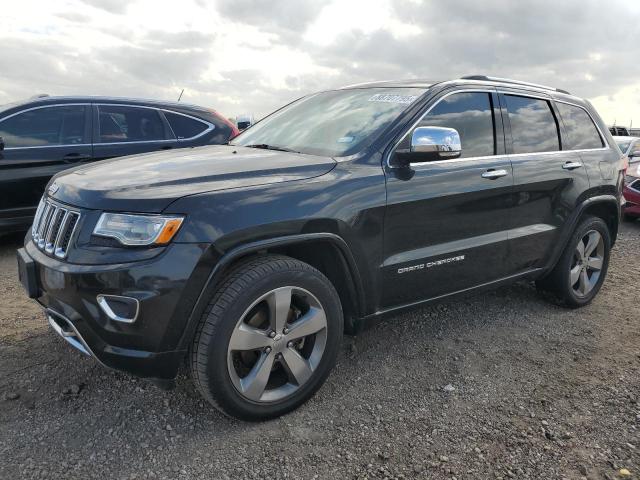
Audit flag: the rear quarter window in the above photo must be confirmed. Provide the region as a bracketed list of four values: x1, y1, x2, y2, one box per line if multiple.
[165, 111, 209, 139]
[556, 102, 604, 150]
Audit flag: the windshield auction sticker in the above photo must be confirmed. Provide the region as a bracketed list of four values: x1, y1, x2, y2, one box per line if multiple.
[368, 93, 418, 104]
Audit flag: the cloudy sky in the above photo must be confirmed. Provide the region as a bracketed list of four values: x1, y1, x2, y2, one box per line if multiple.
[1, 0, 639, 126]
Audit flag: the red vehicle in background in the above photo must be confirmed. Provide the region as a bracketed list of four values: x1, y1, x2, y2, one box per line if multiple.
[616, 136, 640, 221]
[623, 163, 640, 220]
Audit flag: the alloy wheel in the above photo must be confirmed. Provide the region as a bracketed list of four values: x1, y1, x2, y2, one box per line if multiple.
[227, 286, 328, 403]
[570, 229, 604, 297]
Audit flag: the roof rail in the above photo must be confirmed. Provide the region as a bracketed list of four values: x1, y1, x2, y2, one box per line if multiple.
[460, 75, 570, 95]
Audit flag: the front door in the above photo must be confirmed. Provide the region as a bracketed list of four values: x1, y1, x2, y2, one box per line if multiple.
[0, 104, 92, 225]
[382, 89, 513, 309]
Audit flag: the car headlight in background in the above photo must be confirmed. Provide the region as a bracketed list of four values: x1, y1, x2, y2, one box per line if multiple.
[94, 213, 184, 246]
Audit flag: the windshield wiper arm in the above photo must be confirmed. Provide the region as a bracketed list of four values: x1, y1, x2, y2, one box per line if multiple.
[244, 144, 300, 154]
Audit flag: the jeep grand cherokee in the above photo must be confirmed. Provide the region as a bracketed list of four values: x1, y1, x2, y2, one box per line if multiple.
[17, 76, 625, 420]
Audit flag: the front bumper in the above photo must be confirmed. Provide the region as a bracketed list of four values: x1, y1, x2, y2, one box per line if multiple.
[18, 240, 208, 380]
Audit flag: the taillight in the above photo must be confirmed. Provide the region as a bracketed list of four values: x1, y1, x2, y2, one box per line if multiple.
[228, 124, 240, 139]
[210, 109, 240, 139]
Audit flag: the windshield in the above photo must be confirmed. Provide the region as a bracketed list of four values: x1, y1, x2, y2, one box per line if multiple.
[616, 140, 632, 153]
[231, 87, 427, 157]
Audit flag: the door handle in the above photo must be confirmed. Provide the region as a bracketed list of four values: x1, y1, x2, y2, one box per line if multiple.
[562, 161, 583, 170]
[481, 169, 508, 179]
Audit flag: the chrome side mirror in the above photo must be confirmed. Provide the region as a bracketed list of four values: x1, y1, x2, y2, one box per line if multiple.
[410, 126, 461, 162]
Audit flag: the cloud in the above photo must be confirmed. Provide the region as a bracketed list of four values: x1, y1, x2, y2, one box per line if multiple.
[0, 0, 639, 125]
[98, 31, 215, 86]
[215, 0, 325, 39]
[81, 0, 130, 14]
[387, 0, 640, 97]
[54, 12, 92, 23]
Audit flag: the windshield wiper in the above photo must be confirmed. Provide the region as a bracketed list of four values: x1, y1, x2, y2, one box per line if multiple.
[244, 144, 301, 154]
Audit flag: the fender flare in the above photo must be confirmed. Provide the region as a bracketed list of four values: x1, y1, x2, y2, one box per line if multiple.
[176, 232, 366, 351]
[544, 194, 620, 274]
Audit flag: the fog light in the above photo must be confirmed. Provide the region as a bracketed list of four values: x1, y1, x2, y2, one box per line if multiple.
[97, 295, 139, 323]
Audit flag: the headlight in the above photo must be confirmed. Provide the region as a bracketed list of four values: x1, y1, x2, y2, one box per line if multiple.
[94, 213, 184, 246]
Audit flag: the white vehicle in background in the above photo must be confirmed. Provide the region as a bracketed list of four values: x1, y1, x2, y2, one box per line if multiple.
[236, 114, 254, 131]
[613, 135, 640, 163]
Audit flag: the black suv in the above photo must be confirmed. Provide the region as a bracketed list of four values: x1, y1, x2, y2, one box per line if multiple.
[17, 76, 624, 420]
[0, 96, 238, 234]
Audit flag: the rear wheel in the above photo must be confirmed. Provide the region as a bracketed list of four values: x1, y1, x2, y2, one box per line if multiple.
[190, 255, 343, 420]
[536, 216, 611, 308]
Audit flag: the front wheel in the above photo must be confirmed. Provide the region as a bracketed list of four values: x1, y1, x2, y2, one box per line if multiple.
[190, 255, 343, 420]
[536, 216, 611, 308]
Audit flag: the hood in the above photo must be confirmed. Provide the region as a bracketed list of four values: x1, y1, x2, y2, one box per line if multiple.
[49, 145, 336, 212]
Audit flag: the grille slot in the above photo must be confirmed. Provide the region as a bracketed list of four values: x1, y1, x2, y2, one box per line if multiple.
[31, 199, 45, 239]
[45, 208, 67, 254]
[30, 198, 81, 259]
[56, 212, 80, 258]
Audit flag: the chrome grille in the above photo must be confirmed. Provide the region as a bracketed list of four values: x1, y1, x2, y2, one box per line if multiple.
[31, 198, 81, 259]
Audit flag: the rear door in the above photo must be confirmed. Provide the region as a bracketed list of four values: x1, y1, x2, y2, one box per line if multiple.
[91, 104, 177, 161]
[0, 104, 91, 222]
[499, 91, 591, 274]
[382, 89, 513, 308]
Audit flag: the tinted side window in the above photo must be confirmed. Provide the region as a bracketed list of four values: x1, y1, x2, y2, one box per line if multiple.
[98, 106, 165, 143]
[556, 103, 604, 150]
[504, 95, 559, 154]
[165, 111, 209, 139]
[0, 105, 86, 148]
[416, 92, 495, 158]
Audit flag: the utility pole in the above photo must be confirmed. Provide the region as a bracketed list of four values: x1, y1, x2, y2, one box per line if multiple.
[177, 89, 184, 102]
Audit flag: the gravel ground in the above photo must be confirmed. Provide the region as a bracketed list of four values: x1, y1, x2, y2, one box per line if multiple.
[1, 222, 639, 480]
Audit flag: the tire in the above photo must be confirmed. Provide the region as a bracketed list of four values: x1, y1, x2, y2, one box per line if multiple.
[536, 216, 611, 308]
[190, 254, 343, 420]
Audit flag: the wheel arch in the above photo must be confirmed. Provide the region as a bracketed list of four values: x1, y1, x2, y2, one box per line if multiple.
[581, 197, 620, 245]
[177, 233, 366, 351]
[544, 194, 620, 275]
